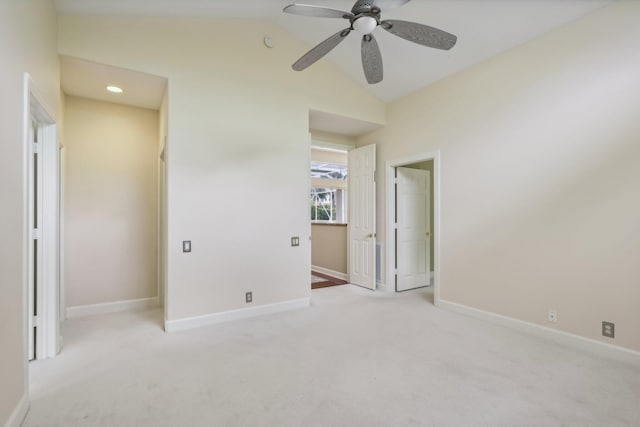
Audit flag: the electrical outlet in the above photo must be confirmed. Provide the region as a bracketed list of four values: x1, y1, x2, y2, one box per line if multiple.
[182, 240, 191, 253]
[245, 292, 252, 304]
[548, 309, 558, 323]
[602, 321, 615, 338]
[291, 236, 300, 247]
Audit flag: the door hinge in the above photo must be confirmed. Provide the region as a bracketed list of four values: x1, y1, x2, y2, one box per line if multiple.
[32, 142, 40, 154]
[394, 269, 398, 275]
[33, 316, 40, 327]
[32, 229, 41, 240]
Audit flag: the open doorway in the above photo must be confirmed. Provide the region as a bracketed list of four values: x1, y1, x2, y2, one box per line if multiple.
[308, 110, 382, 292]
[24, 73, 61, 361]
[57, 56, 167, 335]
[386, 152, 440, 305]
[309, 144, 350, 289]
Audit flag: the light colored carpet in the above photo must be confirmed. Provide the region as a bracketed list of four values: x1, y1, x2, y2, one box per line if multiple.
[26, 285, 640, 426]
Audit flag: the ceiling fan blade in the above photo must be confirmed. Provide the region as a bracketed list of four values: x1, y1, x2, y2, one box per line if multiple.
[351, 0, 410, 13]
[284, 4, 354, 19]
[381, 20, 457, 50]
[361, 34, 383, 84]
[292, 28, 352, 71]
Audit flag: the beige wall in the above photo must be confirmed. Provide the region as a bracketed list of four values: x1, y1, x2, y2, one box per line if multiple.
[311, 224, 348, 275]
[0, 1, 59, 424]
[64, 96, 159, 307]
[159, 88, 168, 314]
[58, 16, 385, 322]
[359, 1, 640, 352]
[310, 146, 349, 165]
[311, 130, 357, 149]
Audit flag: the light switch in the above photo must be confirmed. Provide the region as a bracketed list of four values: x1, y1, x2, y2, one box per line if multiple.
[183, 240, 191, 253]
[291, 236, 300, 247]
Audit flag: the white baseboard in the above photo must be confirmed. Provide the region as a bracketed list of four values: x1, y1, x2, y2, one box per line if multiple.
[439, 299, 640, 367]
[5, 393, 28, 427]
[66, 297, 159, 319]
[311, 265, 348, 281]
[164, 297, 311, 333]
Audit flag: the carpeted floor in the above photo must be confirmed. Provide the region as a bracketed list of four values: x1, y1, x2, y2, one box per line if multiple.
[25, 285, 640, 426]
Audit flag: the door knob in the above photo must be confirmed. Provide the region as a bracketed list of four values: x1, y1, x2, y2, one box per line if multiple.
[426, 232, 431, 236]
[368, 233, 376, 238]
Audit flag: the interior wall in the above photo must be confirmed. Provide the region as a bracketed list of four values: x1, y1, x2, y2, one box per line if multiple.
[311, 130, 357, 149]
[311, 224, 348, 275]
[0, 1, 59, 424]
[159, 87, 168, 316]
[358, 1, 640, 352]
[404, 160, 435, 273]
[64, 96, 159, 307]
[310, 146, 349, 165]
[58, 16, 385, 323]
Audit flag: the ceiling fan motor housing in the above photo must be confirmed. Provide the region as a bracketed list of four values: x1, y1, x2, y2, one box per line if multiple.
[352, 1, 379, 15]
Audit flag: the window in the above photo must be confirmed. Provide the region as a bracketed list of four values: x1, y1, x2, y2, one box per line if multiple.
[311, 161, 348, 180]
[310, 160, 348, 223]
[311, 188, 347, 222]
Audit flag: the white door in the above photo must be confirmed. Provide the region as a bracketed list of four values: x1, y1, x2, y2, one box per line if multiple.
[396, 167, 430, 292]
[348, 144, 376, 290]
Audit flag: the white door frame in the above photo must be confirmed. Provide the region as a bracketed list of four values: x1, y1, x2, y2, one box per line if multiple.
[23, 73, 60, 360]
[385, 151, 441, 305]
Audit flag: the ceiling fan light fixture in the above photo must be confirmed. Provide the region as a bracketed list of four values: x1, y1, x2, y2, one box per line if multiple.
[352, 16, 377, 35]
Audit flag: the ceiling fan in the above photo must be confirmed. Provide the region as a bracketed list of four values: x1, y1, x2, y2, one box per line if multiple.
[283, 0, 457, 84]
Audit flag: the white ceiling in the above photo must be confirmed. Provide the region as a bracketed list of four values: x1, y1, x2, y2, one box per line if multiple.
[54, 0, 614, 103]
[60, 55, 167, 110]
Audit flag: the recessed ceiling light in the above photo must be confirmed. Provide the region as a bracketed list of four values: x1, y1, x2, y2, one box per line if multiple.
[106, 85, 124, 94]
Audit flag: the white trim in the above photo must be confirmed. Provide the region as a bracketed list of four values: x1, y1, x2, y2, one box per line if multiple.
[310, 140, 355, 152]
[385, 151, 441, 305]
[22, 73, 31, 397]
[439, 299, 640, 367]
[40, 124, 60, 359]
[59, 146, 66, 322]
[23, 72, 61, 363]
[66, 297, 159, 319]
[311, 266, 348, 281]
[310, 144, 350, 154]
[164, 297, 311, 333]
[4, 393, 29, 427]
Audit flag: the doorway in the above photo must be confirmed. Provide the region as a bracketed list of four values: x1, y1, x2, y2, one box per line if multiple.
[24, 73, 61, 361]
[308, 110, 382, 292]
[56, 56, 168, 333]
[395, 166, 431, 292]
[386, 152, 441, 305]
[310, 145, 350, 289]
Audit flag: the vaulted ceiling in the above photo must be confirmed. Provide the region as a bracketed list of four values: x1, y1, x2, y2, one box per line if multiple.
[54, 0, 613, 102]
